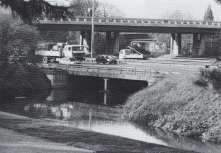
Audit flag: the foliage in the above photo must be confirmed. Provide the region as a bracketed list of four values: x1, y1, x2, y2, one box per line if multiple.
[0, 15, 40, 64]
[0, 63, 52, 99]
[0, 0, 72, 23]
[69, 0, 99, 17]
[194, 68, 221, 96]
[215, 0, 221, 4]
[204, 4, 214, 21]
[124, 73, 221, 142]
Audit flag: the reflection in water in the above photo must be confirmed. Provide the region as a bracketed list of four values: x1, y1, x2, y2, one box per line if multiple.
[23, 100, 168, 146]
[1, 76, 221, 153]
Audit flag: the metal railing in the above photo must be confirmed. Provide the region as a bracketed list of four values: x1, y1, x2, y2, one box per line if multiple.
[38, 63, 156, 77]
[38, 16, 221, 27]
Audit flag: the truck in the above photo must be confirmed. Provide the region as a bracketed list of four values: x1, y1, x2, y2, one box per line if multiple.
[35, 43, 88, 63]
[119, 46, 144, 60]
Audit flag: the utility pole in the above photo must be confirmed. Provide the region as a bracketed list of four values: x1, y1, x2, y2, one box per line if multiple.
[91, 0, 95, 58]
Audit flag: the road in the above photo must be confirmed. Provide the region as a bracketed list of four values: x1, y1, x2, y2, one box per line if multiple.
[79, 58, 214, 74]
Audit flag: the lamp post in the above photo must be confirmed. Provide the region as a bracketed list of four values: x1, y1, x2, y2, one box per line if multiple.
[91, 0, 95, 58]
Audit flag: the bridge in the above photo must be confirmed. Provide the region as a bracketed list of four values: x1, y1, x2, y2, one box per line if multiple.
[39, 63, 163, 88]
[35, 17, 221, 56]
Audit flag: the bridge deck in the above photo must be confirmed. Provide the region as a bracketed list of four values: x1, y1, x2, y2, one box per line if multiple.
[36, 17, 221, 34]
[40, 64, 163, 84]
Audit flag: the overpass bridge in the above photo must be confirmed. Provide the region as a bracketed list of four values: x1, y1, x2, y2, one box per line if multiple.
[35, 17, 221, 56]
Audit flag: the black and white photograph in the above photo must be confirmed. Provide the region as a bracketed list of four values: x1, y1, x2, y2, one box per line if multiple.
[1, 0, 221, 152]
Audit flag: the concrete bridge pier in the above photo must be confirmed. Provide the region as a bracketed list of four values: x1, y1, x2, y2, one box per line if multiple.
[45, 70, 67, 88]
[80, 31, 91, 53]
[170, 33, 182, 55]
[106, 31, 112, 54]
[103, 78, 109, 105]
[113, 32, 120, 54]
[81, 31, 119, 55]
[192, 34, 205, 55]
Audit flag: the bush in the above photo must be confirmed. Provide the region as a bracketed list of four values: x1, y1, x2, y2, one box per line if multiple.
[124, 73, 221, 142]
[0, 63, 52, 99]
[194, 68, 221, 96]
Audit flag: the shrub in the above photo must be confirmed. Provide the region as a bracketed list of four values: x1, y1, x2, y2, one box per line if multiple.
[194, 68, 221, 96]
[0, 63, 52, 100]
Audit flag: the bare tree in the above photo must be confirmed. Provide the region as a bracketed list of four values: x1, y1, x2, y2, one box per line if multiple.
[96, 2, 125, 18]
[162, 10, 194, 20]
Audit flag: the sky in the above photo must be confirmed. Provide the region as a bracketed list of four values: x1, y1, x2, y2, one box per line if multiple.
[47, 0, 221, 21]
[97, 0, 221, 21]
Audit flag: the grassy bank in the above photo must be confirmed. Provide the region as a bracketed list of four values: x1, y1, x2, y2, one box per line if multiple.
[124, 72, 221, 142]
[0, 111, 197, 153]
[0, 63, 52, 100]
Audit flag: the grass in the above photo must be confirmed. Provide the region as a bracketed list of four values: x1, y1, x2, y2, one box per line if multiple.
[0, 111, 197, 153]
[124, 72, 221, 142]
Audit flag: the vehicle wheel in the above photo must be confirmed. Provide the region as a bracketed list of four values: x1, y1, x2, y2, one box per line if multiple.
[43, 57, 49, 64]
[96, 61, 99, 64]
[103, 62, 105, 64]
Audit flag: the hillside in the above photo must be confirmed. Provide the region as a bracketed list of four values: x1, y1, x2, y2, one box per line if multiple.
[124, 71, 221, 142]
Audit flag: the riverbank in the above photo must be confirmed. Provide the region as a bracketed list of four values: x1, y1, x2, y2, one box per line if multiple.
[124, 71, 221, 142]
[0, 127, 92, 153]
[0, 111, 197, 153]
[0, 63, 52, 99]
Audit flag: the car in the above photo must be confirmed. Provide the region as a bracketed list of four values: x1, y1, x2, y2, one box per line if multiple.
[95, 55, 117, 64]
[59, 58, 82, 65]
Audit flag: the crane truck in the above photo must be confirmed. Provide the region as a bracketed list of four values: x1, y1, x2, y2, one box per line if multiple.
[119, 46, 144, 60]
[36, 43, 89, 63]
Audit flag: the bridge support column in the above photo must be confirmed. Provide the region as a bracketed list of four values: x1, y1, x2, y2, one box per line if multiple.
[106, 31, 112, 54]
[80, 31, 91, 52]
[192, 34, 206, 55]
[103, 78, 108, 105]
[113, 32, 120, 54]
[170, 33, 181, 55]
[80, 31, 90, 52]
[80, 31, 91, 53]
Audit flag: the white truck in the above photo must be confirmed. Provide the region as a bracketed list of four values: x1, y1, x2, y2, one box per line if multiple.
[36, 43, 88, 63]
[119, 46, 144, 60]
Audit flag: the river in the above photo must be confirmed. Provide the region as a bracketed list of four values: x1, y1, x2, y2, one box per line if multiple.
[0, 76, 221, 153]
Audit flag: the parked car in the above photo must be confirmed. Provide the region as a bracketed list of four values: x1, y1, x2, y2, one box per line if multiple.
[59, 58, 81, 65]
[95, 55, 117, 64]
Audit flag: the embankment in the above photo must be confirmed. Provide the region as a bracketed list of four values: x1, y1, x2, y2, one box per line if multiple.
[0, 63, 52, 100]
[0, 111, 197, 153]
[124, 72, 221, 142]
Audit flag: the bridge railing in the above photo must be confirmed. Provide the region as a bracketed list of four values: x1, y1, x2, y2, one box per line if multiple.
[38, 16, 221, 26]
[38, 63, 157, 77]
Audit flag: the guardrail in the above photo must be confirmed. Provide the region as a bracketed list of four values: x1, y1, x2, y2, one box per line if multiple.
[38, 17, 221, 27]
[38, 63, 156, 77]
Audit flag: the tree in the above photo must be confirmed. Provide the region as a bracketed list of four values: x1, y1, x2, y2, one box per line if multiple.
[0, 15, 40, 64]
[69, 0, 99, 17]
[204, 4, 214, 21]
[96, 2, 125, 18]
[0, 0, 72, 23]
[162, 10, 193, 20]
[215, 0, 221, 4]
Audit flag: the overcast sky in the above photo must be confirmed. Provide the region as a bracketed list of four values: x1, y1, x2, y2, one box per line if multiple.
[49, 0, 221, 21]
